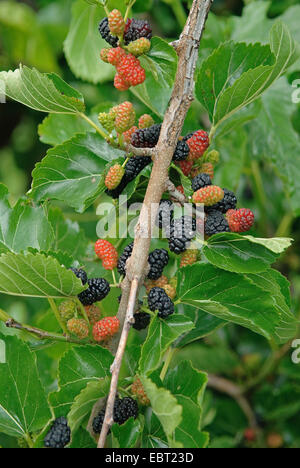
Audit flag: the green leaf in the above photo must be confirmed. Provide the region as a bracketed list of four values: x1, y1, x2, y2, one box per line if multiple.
[254, 383, 300, 421]
[64, 0, 114, 84]
[0, 251, 85, 298]
[177, 264, 296, 343]
[38, 114, 91, 146]
[0, 184, 54, 255]
[131, 37, 178, 118]
[31, 133, 125, 212]
[50, 345, 113, 415]
[139, 315, 194, 375]
[0, 1, 59, 72]
[164, 361, 209, 448]
[68, 378, 110, 433]
[140, 376, 182, 443]
[196, 41, 274, 121]
[0, 334, 51, 438]
[203, 232, 291, 274]
[111, 417, 142, 448]
[171, 163, 193, 198]
[68, 427, 97, 448]
[141, 410, 168, 448]
[0, 66, 85, 114]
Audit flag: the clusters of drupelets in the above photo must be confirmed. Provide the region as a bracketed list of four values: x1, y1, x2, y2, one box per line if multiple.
[99, 9, 152, 91]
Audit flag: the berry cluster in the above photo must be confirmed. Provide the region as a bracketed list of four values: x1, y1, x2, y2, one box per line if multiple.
[99, 10, 152, 91]
[44, 417, 71, 449]
[131, 378, 150, 406]
[92, 397, 139, 434]
[93, 316, 120, 342]
[148, 287, 174, 319]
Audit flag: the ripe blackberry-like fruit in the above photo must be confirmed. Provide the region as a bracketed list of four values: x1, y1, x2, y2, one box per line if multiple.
[124, 18, 152, 45]
[156, 199, 174, 229]
[191, 173, 212, 192]
[114, 73, 130, 91]
[117, 54, 146, 87]
[127, 37, 151, 56]
[205, 210, 230, 236]
[67, 318, 89, 339]
[44, 417, 71, 448]
[85, 305, 102, 325]
[186, 130, 210, 160]
[114, 101, 136, 133]
[206, 188, 237, 214]
[123, 125, 138, 144]
[58, 300, 77, 321]
[117, 242, 134, 275]
[148, 249, 169, 280]
[168, 216, 196, 254]
[177, 160, 193, 176]
[180, 249, 198, 267]
[114, 397, 139, 425]
[144, 275, 169, 293]
[78, 278, 110, 306]
[192, 185, 224, 206]
[107, 46, 126, 66]
[105, 164, 125, 191]
[172, 140, 190, 161]
[108, 9, 125, 36]
[131, 378, 150, 406]
[95, 239, 118, 270]
[131, 124, 161, 148]
[70, 267, 88, 285]
[138, 114, 154, 129]
[92, 409, 106, 434]
[226, 208, 254, 233]
[98, 18, 118, 47]
[92, 316, 120, 342]
[148, 287, 174, 319]
[133, 311, 151, 330]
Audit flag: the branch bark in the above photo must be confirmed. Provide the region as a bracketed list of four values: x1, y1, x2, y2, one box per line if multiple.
[97, 0, 213, 448]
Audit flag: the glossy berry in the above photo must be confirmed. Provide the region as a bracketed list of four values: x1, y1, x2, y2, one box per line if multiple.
[59, 300, 77, 321]
[207, 188, 237, 214]
[186, 130, 209, 160]
[70, 267, 88, 285]
[178, 160, 193, 176]
[180, 249, 198, 267]
[93, 397, 138, 434]
[192, 185, 224, 206]
[127, 38, 151, 56]
[148, 287, 174, 319]
[123, 125, 138, 144]
[105, 164, 125, 191]
[107, 46, 126, 66]
[114, 73, 130, 91]
[95, 239, 118, 270]
[191, 173, 212, 192]
[226, 208, 254, 233]
[144, 275, 169, 293]
[117, 242, 134, 276]
[205, 210, 230, 236]
[131, 378, 150, 406]
[156, 199, 174, 229]
[138, 114, 154, 129]
[131, 123, 161, 148]
[67, 318, 89, 339]
[114, 101, 136, 133]
[78, 278, 110, 306]
[133, 311, 151, 330]
[106, 156, 152, 199]
[117, 54, 146, 87]
[98, 18, 118, 47]
[148, 248, 169, 280]
[92, 409, 106, 434]
[44, 417, 71, 448]
[172, 140, 190, 161]
[85, 305, 102, 325]
[168, 216, 196, 254]
[93, 316, 120, 342]
[124, 18, 152, 45]
[108, 9, 125, 36]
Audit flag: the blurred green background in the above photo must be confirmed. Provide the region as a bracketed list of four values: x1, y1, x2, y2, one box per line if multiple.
[0, 0, 299, 448]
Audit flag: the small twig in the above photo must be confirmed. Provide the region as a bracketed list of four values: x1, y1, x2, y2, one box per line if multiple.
[165, 179, 187, 205]
[97, 278, 139, 448]
[5, 318, 90, 345]
[208, 374, 258, 429]
[125, 144, 155, 158]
